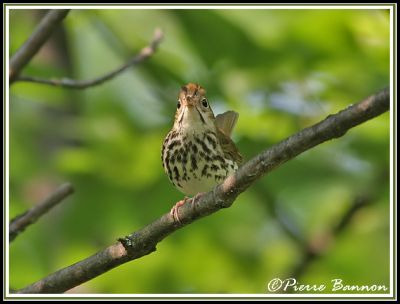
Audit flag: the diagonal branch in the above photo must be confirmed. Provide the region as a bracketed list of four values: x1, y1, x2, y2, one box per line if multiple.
[15, 87, 390, 294]
[9, 9, 70, 83]
[9, 183, 74, 243]
[12, 29, 164, 89]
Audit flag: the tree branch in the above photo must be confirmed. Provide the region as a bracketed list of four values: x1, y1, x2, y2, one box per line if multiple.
[13, 29, 164, 89]
[9, 183, 74, 243]
[9, 9, 70, 83]
[15, 87, 390, 294]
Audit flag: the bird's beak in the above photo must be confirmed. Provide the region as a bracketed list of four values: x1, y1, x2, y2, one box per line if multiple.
[182, 96, 195, 108]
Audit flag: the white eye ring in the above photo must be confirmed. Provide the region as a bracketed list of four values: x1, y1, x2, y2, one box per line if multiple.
[201, 98, 208, 108]
[177, 101, 181, 109]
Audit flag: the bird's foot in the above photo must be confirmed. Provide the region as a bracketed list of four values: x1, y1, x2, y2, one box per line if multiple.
[170, 193, 205, 223]
[190, 192, 204, 211]
[170, 197, 190, 223]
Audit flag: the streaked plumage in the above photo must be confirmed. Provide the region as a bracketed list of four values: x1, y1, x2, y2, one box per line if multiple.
[162, 83, 242, 196]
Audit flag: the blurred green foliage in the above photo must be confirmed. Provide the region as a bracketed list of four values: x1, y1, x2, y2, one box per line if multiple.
[9, 8, 390, 294]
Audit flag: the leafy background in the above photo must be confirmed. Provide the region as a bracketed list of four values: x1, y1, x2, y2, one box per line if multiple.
[9, 8, 390, 294]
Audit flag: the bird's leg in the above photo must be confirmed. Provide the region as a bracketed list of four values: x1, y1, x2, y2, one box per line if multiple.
[170, 193, 205, 223]
[190, 192, 205, 210]
[170, 197, 190, 223]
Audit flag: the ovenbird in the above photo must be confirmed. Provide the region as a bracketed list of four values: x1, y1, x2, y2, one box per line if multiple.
[162, 83, 242, 221]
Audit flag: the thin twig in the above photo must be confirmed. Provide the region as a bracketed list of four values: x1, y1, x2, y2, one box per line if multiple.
[15, 87, 389, 294]
[13, 29, 164, 89]
[9, 9, 70, 83]
[285, 167, 387, 284]
[9, 183, 74, 243]
[253, 185, 307, 246]
[333, 195, 372, 234]
[287, 194, 372, 282]
[273, 201, 307, 245]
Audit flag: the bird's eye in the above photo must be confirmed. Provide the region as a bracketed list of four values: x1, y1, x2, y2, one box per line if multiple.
[177, 101, 181, 109]
[201, 98, 208, 108]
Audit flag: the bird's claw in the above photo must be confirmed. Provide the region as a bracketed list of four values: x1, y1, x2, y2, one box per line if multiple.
[170, 193, 204, 223]
[170, 197, 189, 223]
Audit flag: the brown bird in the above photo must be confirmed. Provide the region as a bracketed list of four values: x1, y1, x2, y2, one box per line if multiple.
[162, 83, 242, 221]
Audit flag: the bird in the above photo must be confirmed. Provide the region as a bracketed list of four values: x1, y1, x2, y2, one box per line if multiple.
[161, 83, 242, 222]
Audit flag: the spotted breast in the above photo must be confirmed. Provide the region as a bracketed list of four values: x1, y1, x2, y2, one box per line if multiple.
[162, 83, 242, 196]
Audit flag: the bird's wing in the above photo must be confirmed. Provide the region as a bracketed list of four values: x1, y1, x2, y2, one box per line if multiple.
[215, 111, 239, 137]
[216, 128, 243, 165]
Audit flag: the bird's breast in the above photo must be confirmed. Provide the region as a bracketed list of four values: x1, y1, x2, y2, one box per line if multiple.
[162, 129, 238, 196]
